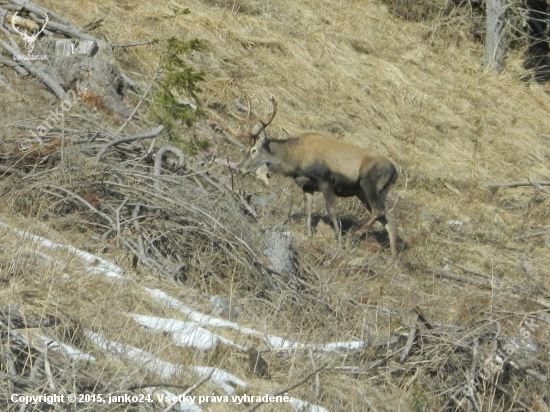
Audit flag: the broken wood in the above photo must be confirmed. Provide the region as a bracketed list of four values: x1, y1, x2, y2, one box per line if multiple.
[487, 181, 550, 192]
[435, 269, 495, 288]
[399, 326, 417, 363]
[97, 125, 164, 161]
[443, 258, 504, 287]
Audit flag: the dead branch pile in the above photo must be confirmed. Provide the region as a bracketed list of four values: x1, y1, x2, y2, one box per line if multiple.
[0, 115, 305, 298]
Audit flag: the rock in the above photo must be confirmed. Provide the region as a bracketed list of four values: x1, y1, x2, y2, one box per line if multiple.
[210, 295, 237, 321]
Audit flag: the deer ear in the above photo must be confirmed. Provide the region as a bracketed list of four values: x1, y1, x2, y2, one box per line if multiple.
[259, 128, 267, 144]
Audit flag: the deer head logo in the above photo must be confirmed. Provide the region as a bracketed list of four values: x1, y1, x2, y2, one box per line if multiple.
[11, 12, 49, 54]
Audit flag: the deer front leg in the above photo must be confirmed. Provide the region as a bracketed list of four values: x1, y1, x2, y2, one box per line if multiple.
[320, 182, 341, 243]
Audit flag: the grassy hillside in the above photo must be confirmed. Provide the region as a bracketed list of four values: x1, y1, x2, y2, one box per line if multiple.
[1, 0, 549, 411]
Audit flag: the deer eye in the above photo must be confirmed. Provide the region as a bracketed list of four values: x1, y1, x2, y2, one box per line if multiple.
[251, 148, 257, 155]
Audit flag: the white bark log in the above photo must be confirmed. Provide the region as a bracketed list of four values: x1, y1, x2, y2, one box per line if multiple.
[483, 0, 507, 73]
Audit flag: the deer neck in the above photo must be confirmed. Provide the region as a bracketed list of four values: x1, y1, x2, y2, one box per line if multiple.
[266, 139, 302, 176]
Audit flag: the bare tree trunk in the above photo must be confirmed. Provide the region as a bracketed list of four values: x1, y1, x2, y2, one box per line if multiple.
[483, 0, 507, 73]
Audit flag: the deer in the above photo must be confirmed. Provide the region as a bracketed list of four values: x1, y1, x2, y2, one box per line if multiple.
[230, 96, 398, 254]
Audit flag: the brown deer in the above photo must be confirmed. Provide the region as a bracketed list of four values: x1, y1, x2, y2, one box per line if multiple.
[232, 96, 398, 254]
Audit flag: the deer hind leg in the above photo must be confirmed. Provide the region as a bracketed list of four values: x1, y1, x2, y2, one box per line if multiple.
[319, 182, 341, 243]
[303, 190, 314, 236]
[354, 182, 396, 254]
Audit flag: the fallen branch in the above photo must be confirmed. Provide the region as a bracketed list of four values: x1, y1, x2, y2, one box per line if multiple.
[519, 256, 550, 298]
[0, 25, 67, 99]
[399, 326, 417, 363]
[97, 125, 164, 161]
[514, 227, 550, 241]
[443, 258, 502, 286]
[112, 39, 159, 48]
[244, 366, 326, 412]
[435, 269, 495, 288]
[163, 371, 213, 412]
[8, 0, 81, 32]
[0, 53, 28, 76]
[126, 382, 190, 391]
[415, 306, 433, 330]
[155, 144, 186, 174]
[0, 165, 27, 178]
[116, 66, 160, 134]
[40, 184, 115, 228]
[487, 181, 550, 192]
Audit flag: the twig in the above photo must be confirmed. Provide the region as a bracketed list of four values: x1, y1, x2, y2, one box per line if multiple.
[486, 381, 537, 412]
[519, 256, 550, 297]
[244, 366, 326, 412]
[97, 125, 164, 160]
[182, 371, 214, 396]
[308, 349, 321, 399]
[399, 326, 417, 363]
[116, 67, 160, 134]
[467, 339, 481, 412]
[17, 348, 45, 412]
[126, 382, 190, 391]
[163, 371, 213, 412]
[154, 144, 186, 191]
[526, 369, 547, 382]
[514, 227, 550, 241]
[43, 346, 56, 391]
[0, 165, 27, 178]
[435, 269, 495, 288]
[443, 258, 493, 280]
[415, 306, 433, 330]
[115, 196, 130, 236]
[487, 181, 550, 192]
[112, 39, 159, 48]
[132, 204, 142, 232]
[40, 184, 115, 227]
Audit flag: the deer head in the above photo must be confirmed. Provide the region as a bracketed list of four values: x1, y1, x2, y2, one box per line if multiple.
[11, 12, 49, 54]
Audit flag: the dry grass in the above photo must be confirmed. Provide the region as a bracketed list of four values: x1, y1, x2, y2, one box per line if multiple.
[1, 0, 550, 410]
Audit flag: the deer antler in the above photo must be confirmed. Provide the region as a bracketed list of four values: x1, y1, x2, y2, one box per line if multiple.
[230, 93, 252, 125]
[212, 121, 254, 141]
[230, 93, 253, 123]
[218, 94, 279, 143]
[261, 97, 277, 127]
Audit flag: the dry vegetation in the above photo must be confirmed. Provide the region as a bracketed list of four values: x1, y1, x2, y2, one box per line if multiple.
[1, 0, 550, 411]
